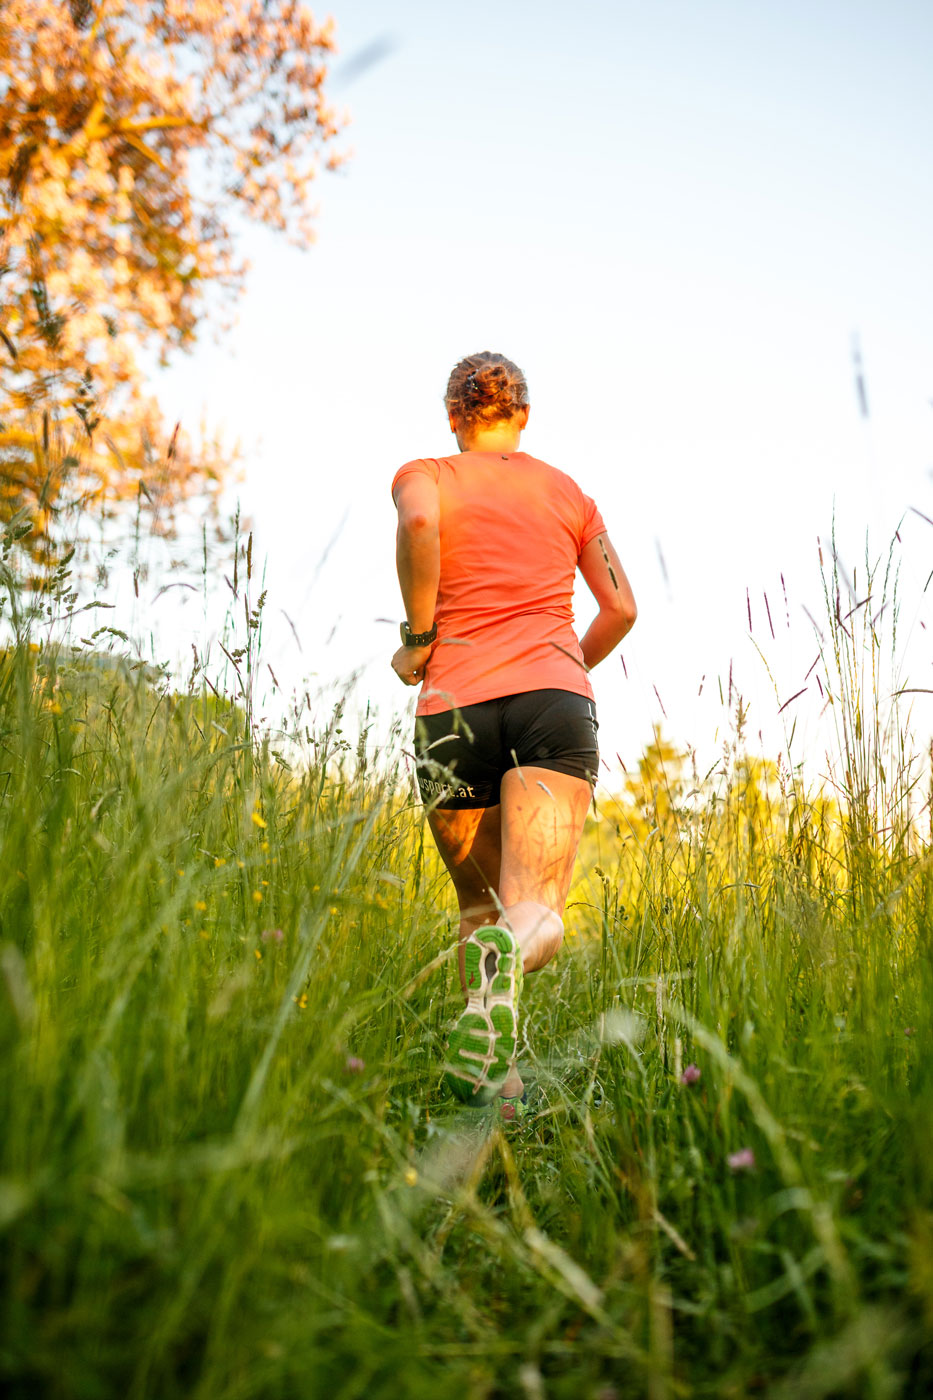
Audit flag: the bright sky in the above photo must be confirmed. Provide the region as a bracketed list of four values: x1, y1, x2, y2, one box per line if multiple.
[153, 0, 933, 783]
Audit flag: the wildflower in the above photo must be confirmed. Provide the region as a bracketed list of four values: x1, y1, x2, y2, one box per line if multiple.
[727, 1148, 755, 1172]
[252, 890, 263, 903]
[214, 857, 226, 868]
[329, 905, 338, 915]
[254, 948, 262, 961]
[261, 928, 284, 944]
[195, 900, 207, 913]
[251, 810, 267, 829]
[199, 929, 210, 941]
[404, 1167, 418, 1187]
[345, 1056, 365, 1074]
[292, 992, 308, 1010]
[680, 1064, 701, 1085]
[260, 840, 270, 853]
[238, 860, 246, 869]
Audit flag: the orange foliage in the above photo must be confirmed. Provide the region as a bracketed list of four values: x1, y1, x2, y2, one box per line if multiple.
[0, 0, 345, 559]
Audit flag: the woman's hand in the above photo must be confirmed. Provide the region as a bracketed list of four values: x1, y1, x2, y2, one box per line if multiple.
[391, 644, 433, 686]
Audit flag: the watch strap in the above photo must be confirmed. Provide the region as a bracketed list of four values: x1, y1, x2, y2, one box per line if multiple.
[400, 620, 438, 647]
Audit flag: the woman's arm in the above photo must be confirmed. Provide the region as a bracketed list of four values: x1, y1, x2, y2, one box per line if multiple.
[394, 474, 440, 631]
[391, 473, 440, 686]
[577, 533, 637, 670]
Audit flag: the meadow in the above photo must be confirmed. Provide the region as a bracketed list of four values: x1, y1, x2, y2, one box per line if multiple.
[0, 518, 931, 1399]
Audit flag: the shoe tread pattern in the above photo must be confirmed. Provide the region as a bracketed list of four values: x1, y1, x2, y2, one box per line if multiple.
[445, 927, 522, 1102]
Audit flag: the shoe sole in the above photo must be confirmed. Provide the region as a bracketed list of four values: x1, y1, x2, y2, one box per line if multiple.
[445, 927, 523, 1102]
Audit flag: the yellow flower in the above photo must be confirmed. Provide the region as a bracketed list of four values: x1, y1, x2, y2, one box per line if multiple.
[252, 890, 263, 904]
[261, 880, 269, 887]
[260, 841, 270, 853]
[404, 1168, 418, 1187]
[254, 948, 262, 961]
[251, 810, 267, 829]
[238, 860, 246, 869]
[195, 900, 207, 912]
[214, 857, 226, 868]
[176, 868, 185, 877]
[329, 906, 338, 915]
[199, 929, 211, 941]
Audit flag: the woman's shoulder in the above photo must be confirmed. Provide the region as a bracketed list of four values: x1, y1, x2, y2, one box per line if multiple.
[518, 453, 588, 496]
[391, 456, 444, 494]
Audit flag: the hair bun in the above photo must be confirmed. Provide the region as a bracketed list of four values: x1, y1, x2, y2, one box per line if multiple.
[445, 352, 529, 429]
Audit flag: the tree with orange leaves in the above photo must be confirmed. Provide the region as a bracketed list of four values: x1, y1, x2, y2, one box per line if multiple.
[0, 0, 344, 564]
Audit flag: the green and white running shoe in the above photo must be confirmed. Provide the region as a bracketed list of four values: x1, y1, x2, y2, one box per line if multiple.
[445, 926, 523, 1103]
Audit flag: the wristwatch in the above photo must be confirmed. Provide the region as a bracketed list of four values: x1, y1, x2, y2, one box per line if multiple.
[400, 621, 438, 647]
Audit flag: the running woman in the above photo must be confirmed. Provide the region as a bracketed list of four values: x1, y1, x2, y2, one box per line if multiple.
[391, 352, 636, 1111]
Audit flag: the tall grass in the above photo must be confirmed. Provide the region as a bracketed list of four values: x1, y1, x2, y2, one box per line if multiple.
[1, 512, 932, 1399]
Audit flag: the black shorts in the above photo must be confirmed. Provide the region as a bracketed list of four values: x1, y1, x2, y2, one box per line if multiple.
[414, 689, 599, 810]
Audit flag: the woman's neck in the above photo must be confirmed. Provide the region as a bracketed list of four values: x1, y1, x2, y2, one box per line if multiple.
[457, 425, 524, 453]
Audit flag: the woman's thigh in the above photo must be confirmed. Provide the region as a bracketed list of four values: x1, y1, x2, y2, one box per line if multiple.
[427, 802, 502, 913]
[497, 766, 592, 912]
[417, 689, 596, 914]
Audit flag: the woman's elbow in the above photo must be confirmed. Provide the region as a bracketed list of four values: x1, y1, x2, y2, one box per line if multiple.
[398, 510, 439, 535]
[613, 595, 637, 635]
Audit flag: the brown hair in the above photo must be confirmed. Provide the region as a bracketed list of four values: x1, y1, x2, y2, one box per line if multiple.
[445, 352, 529, 429]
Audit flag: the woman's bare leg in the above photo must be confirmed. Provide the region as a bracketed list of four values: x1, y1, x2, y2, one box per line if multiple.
[497, 766, 592, 968]
[494, 767, 591, 1095]
[427, 804, 527, 1100]
[427, 772, 590, 1101]
[426, 804, 501, 994]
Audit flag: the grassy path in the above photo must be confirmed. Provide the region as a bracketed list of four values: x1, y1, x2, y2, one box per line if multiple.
[0, 630, 931, 1398]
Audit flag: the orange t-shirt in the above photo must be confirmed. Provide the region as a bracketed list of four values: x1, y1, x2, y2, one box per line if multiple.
[391, 451, 606, 716]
